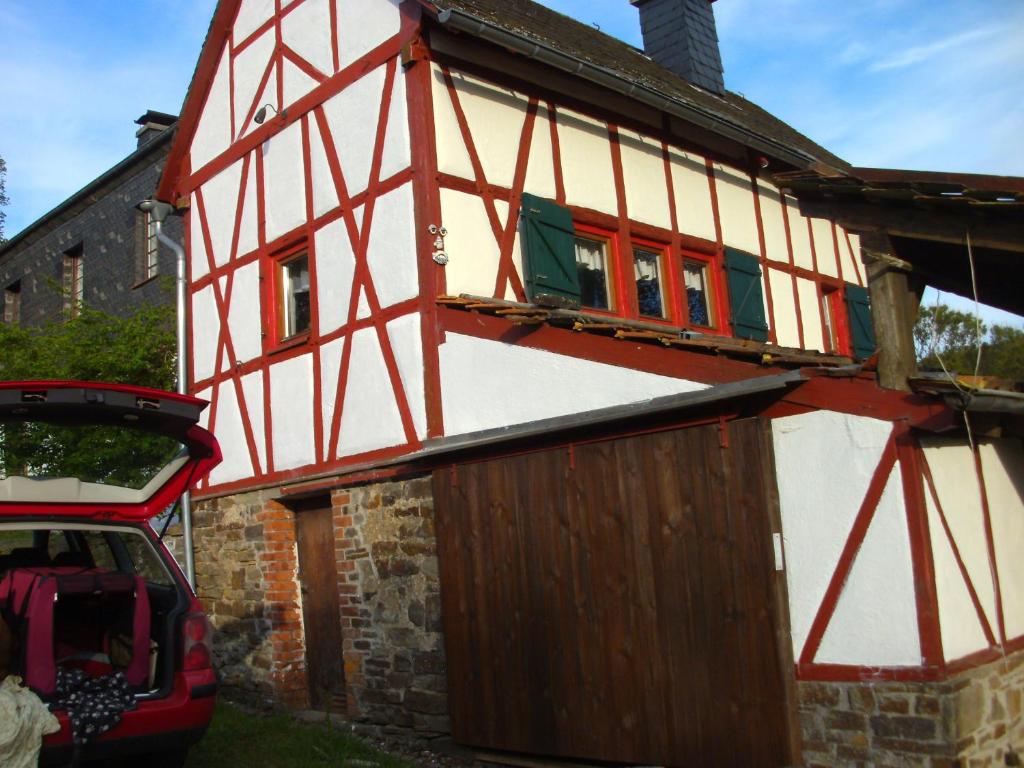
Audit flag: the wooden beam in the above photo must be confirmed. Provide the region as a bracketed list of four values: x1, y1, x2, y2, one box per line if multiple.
[862, 234, 919, 391]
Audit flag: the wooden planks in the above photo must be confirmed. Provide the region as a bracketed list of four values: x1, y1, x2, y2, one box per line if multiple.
[433, 419, 793, 767]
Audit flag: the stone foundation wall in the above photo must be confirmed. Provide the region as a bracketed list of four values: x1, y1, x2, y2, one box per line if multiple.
[799, 650, 1024, 767]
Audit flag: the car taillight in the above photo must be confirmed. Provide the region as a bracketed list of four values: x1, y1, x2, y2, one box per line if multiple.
[182, 613, 212, 671]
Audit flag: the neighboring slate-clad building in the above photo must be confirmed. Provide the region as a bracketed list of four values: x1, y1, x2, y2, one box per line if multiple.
[0, 111, 180, 327]
[155, 1, 1024, 767]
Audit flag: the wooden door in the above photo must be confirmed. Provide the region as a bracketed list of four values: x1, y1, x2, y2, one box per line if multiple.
[295, 503, 346, 709]
[433, 418, 795, 767]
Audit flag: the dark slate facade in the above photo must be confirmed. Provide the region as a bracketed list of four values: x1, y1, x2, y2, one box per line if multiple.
[0, 112, 183, 328]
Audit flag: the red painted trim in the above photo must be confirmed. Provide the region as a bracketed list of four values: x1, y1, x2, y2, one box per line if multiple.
[300, 114, 326, 465]
[547, 102, 566, 206]
[973, 443, 1007, 646]
[328, 0, 339, 74]
[771, 375, 952, 426]
[779, 194, 805, 349]
[661, 141, 687, 328]
[229, 30, 237, 140]
[703, 159, 733, 340]
[282, 44, 329, 84]
[800, 433, 897, 665]
[797, 663, 943, 683]
[630, 234, 677, 326]
[237, 57, 277, 142]
[750, 176, 778, 344]
[607, 126, 635, 318]
[273, 0, 284, 117]
[920, 451, 997, 648]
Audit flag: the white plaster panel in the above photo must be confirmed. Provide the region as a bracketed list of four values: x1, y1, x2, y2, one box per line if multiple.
[262, 120, 307, 242]
[817, 465, 922, 666]
[920, 437, 999, 634]
[207, 382, 253, 486]
[269, 354, 316, 470]
[837, 227, 861, 286]
[240, 370, 266, 473]
[786, 197, 815, 271]
[440, 188, 500, 298]
[195, 387, 212, 431]
[713, 163, 760, 255]
[439, 333, 706, 435]
[233, 30, 276, 136]
[190, 51, 232, 172]
[523, 105, 557, 201]
[282, 58, 320, 108]
[189, 203, 209, 282]
[337, 327, 407, 457]
[379, 64, 411, 181]
[431, 65, 474, 180]
[191, 286, 220, 383]
[447, 69, 526, 190]
[281, 0, 333, 76]
[309, 116, 341, 217]
[757, 180, 790, 266]
[771, 411, 895, 661]
[366, 182, 418, 308]
[796, 277, 824, 352]
[201, 160, 244, 268]
[982, 439, 1024, 640]
[233, 0, 275, 43]
[226, 261, 262, 364]
[336, 0, 401, 71]
[506, 227, 524, 302]
[619, 129, 671, 230]
[668, 147, 716, 242]
[386, 312, 427, 439]
[768, 268, 800, 348]
[555, 108, 617, 216]
[321, 65, 385, 197]
[318, 338, 344, 463]
[314, 217, 355, 335]
[356, 288, 371, 320]
[237, 154, 259, 258]
[811, 218, 839, 278]
[927, 489, 990, 661]
[846, 233, 864, 286]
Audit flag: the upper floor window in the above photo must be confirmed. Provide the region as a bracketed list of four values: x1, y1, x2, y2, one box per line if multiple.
[632, 243, 668, 320]
[3, 281, 20, 326]
[574, 229, 614, 312]
[277, 252, 311, 341]
[683, 256, 717, 329]
[135, 211, 159, 284]
[62, 244, 84, 319]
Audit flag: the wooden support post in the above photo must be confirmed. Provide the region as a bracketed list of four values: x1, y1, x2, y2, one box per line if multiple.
[861, 233, 919, 391]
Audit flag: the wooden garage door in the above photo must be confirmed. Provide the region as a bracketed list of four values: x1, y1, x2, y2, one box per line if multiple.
[433, 418, 795, 767]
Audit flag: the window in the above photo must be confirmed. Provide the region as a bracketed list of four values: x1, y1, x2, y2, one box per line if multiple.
[277, 252, 311, 340]
[683, 257, 717, 328]
[821, 287, 842, 353]
[136, 211, 159, 284]
[633, 244, 668, 320]
[574, 231, 614, 311]
[62, 244, 84, 319]
[3, 281, 20, 325]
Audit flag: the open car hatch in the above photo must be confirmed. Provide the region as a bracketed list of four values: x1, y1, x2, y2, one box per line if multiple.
[0, 381, 221, 520]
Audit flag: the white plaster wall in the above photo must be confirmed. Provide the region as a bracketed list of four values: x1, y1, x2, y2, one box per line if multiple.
[555, 108, 617, 216]
[439, 333, 706, 435]
[190, 52, 232, 172]
[321, 65, 386, 197]
[379, 63, 410, 181]
[713, 163, 760, 255]
[772, 411, 920, 665]
[237, 155, 259, 258]
[982, 438, 1024, 640]
[336, 327, 407, 457]
[233, 0, 275, 42]
[365, 182, 419, 307]
[314, 217, 355, 335]
[269, 354, 316, 470]
[668, 146, 716, 243]
[524, 105, 557, 201]
[439, 188, 501, 298]
[318, 337, 344, 463]
[225, 262, 263, 364]
[262, 120, 307, 242]
[336, 0, 402, 71]
[846, 233, 864, 286]
[768, 268, 800, 348]
[309, 116, 341, 217]
[282, 58, 320, 108]
[207, 382, 253, 486]
[240, 370, 266, 473]
[191, 286, 220, 383]
[189, 204, 210, 282]
[837, 227, 862, 286]
[201, 160, 244, 268]
[796, 277, 824, 352]
[757, 180, 790, 265]
[786, 196, 815, 271]
[431, 65, 474, 180]
[811, 218, 839, 278]
[618, 128, 671, 230]
[386, 312, 427, 440]
[281, 0, 333, 76]
[233, 30, 276, 137]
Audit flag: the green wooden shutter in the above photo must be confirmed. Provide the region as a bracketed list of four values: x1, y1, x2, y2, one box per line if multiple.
[845, 283, 877, 359]
[724, 247, 769, 342]
[520, 193, 580, 308]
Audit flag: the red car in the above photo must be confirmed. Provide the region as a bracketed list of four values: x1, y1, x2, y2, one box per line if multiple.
[0, 381, 221, 767]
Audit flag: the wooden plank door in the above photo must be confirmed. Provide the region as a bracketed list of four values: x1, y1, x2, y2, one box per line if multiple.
[295, 503, 346, 709]
[433, 418, 794, 767]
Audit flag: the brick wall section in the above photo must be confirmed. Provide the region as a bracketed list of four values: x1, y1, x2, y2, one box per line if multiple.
[331, 476, 449, 735]
[799, 649, 1024, 767]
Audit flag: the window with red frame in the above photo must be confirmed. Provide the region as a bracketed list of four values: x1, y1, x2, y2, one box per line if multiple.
[820, 286, 850, 355]
[573, 229, 615, 312]
[682, 255, 719, 329]
[276, 252, 311, 342]
[632, 242, 669, 320]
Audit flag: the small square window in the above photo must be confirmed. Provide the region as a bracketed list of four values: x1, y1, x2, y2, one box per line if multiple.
[683, 258, 716, 328]
[63, 244, 84, 319]
[574, 234, 613, 311]
[278, 253, 311, 340]
[3, 281, 20, 325]
[144, 214, 159, 280]
[633, 245, 667, 319]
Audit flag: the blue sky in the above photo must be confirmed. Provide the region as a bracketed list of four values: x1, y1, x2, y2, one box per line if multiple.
[2, 0, 1021, 324]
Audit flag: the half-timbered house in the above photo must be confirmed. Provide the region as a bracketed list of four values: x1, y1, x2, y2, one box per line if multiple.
[156, 1, 1024, 765]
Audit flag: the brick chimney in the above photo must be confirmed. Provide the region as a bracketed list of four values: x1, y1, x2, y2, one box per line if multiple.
[134, 110, 177, 149]
[630, 0, 725, 95]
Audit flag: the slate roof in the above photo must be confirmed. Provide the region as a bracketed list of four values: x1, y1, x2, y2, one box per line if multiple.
[429, 0, 848, 170]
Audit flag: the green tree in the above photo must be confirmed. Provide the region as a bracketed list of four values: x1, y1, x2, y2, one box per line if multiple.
[0, 300, 179, 487]
[914, 303, 1024, 380]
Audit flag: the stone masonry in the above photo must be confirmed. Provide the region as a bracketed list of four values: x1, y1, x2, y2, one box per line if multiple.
[799, 649, 1024, 767]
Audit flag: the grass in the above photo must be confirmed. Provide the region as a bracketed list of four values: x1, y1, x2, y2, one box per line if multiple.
[186, 703, 413, 768]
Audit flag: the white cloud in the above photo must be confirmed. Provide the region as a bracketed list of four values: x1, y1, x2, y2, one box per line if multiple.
[869, 26, 1000, 72]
